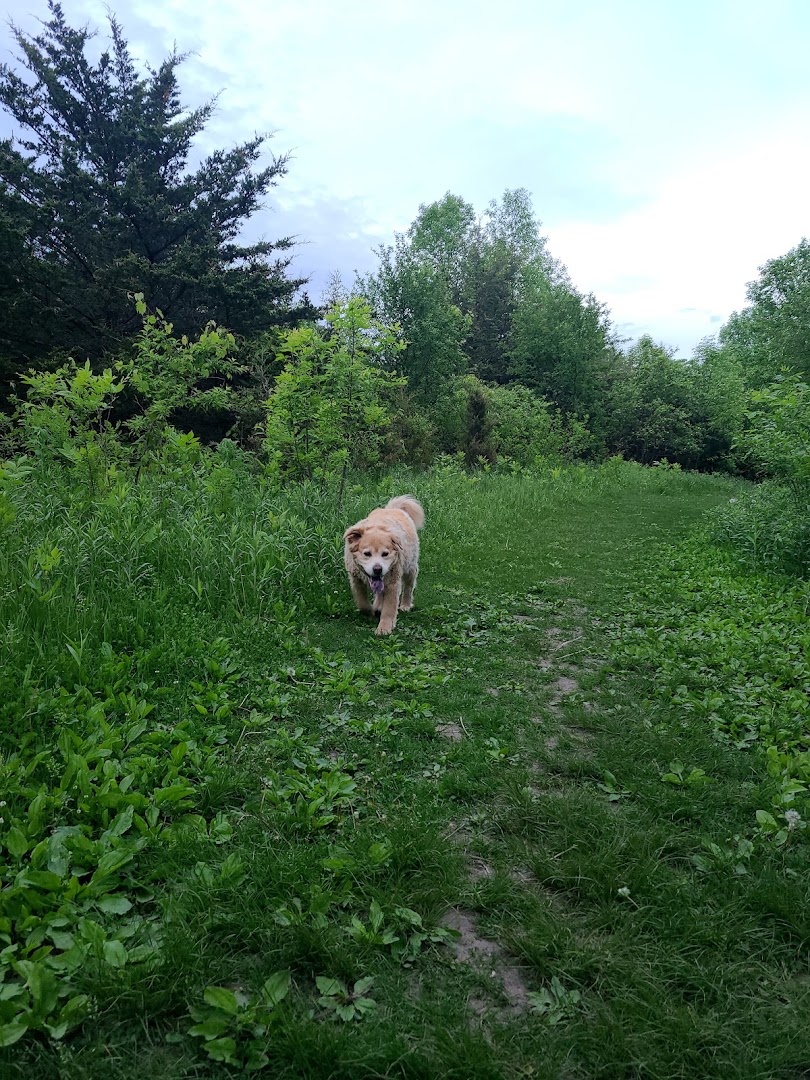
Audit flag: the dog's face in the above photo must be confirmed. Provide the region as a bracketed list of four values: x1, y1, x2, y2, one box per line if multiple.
[345, 525, 398, 585]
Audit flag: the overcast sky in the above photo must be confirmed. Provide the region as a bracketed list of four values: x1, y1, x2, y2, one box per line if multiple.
[3, 0, 810, 355]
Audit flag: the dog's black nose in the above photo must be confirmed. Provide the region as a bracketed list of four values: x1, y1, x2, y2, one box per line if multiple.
[372, 565, 383, 578]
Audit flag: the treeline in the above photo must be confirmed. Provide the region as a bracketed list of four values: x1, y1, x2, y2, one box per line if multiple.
[0, 5, 808, 574]
[348, 189, 744, 472]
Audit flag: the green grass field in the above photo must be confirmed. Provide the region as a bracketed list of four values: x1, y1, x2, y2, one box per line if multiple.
[2, 459, 808, 1078]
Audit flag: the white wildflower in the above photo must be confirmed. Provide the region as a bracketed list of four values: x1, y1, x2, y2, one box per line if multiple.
[785, 809, 801, 830]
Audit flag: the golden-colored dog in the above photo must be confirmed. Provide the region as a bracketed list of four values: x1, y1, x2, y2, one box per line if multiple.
[343, 496, 425, 635]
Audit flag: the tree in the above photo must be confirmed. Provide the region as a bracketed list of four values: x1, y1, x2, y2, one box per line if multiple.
[483, 188, 553, 273]
[0, 2, 314, 379]
[465, 189, 556, 383]
[743, 240, 810, 377]
[359, 237, 469, 403]
[714, 239, 810, 393]
[465, 238, 518, 382]
[406, 192, 476, 306]
[743, 373, 810, 498]
[510, 266, 614, 419]
[463, 380, 496, 466]
[264, 298, 404, 502]
[602, 336, 719, 467]
[690, 337, 748, 469]
[361, 189, 554, 393]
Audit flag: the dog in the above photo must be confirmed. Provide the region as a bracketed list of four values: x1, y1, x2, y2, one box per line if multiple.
[343, 495, 425, 635]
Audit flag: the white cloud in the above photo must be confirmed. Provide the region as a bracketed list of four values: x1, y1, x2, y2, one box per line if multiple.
[5, 0, 810, 349]
[546, 124, 810, 352]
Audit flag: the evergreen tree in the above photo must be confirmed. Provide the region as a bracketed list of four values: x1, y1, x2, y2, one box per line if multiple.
[0, 2, 314, 379]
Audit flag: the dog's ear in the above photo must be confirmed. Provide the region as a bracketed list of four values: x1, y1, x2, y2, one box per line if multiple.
[344, 527, 364, 547]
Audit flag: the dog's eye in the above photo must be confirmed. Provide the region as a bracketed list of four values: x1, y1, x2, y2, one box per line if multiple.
[381, 551, 389, 557]
[363, 551, 371, 557]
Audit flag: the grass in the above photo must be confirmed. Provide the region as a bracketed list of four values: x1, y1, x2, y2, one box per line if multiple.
[2, 456, 808, 1078]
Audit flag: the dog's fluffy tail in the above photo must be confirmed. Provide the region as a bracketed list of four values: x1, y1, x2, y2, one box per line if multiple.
[387, 495, 425, 530]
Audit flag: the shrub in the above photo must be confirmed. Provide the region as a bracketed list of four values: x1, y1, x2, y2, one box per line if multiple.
[263, 299, 404, 501]
[709, 483, 810, 577]
[12, 300, 239, 488]
[487, 383, 564, 465]
[708, 373, 810, 576]
[743, 373, 810, 497]
[429, 375, 570, 468]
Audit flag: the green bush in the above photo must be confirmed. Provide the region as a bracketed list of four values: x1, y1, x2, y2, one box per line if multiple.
[709, 483, 809, 577]
[381, 390, 437, 468]
[263, 299, 404, 499]
[707, 373, 810, 576]
[743, 374, 810, 495]
[487, 383, 564, 464]
[427, 375, 570, 468]
[13, 301, 239, 488]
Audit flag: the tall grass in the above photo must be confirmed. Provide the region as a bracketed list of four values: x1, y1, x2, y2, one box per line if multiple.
[1, 454, 722, 671]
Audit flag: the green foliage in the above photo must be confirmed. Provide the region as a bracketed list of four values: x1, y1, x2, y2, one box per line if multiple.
[510, 266, 614, 420]
[744, 373, 810, 494]
[660, 761, 714, 786]
[11, 301, 239, 483]
[0, 2, 312, 376]
[603, 337, 712, 467]
[488, 383, 565, 464]
[734, 239, 810, 381]
[315, 975, 376, 1022]
[707, 373, 810, 575]
[360, 240, 469, 402]
[710, 482, 809, 576]
[463, 381, 496, 466]
[264, 298, 404, 496]
[612, 539, 810, 826]
[187, 973, 289, 1070]
[406, 192, 477, 304]
[261, 746, 359, 833]
[380, 388, 437, 468]
[357, 199, 810, 479]
[14, 361, 126, 490]
[0, 632, 240, 1049]
[121, 299, 239, 464]
[360, 188, 608, 418]
[528, 977, 582, 1025]
[424, 376, 567, 469]
[707, 239, 810, 414]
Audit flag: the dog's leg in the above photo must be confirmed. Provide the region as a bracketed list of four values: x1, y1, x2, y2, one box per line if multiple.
[349, 574, 372, 614]
[375, 580, 400, 635]
[400, 569, 417, 611]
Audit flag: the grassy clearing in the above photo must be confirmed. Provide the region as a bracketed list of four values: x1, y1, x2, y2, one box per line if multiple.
[2, 458, 808, 1078]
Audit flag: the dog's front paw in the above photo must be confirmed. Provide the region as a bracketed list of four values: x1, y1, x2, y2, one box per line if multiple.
[375, 620, 394, 636]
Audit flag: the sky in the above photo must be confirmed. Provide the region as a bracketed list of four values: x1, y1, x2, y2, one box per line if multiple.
[3, 0, 810, 355]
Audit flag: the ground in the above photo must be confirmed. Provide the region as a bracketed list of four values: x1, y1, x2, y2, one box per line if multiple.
[4, 463, 808, 1079]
